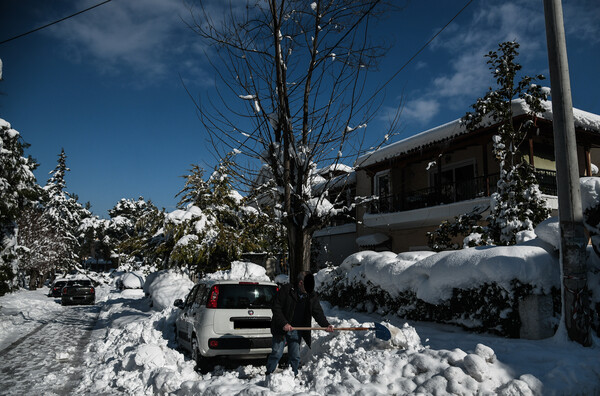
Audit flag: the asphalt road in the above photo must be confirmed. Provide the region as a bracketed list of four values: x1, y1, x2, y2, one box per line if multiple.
[0, 303, 100, 395]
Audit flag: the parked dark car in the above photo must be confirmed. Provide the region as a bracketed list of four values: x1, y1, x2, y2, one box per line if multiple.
[61, 279, 95, 306]
[48, 279, 68, 297]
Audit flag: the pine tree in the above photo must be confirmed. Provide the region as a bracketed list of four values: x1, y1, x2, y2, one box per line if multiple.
[0, 119, 40, 295]
[466, 41, 551, 245]
[428, 42, 551, 249]
[41, 149, 81, 272]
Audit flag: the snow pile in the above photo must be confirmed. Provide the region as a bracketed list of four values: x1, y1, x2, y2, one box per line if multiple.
[330, 242, 559, 304]
[145, 270, 194, 311]
[0, 271, 591, 394]
[202, 261, 270, 282]
[76, 285, 565, 396]
[388, 322, 422, 349]
[534, 217, 560, 250]
[119, 272, 145, 289]
[78, 291, 198, 394]
[581, 177, 600, 211]
[299, 315, 544, 395]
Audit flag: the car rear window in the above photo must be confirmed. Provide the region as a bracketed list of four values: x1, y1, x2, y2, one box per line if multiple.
[67, 280, 93, 287]
[215, 284, 277, 309]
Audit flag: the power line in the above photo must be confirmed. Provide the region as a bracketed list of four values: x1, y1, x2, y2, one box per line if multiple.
[380, 0, 475, 91]
[0, 0, 113, 46]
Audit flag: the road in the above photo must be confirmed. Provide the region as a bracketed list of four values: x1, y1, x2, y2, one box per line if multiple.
[0, 303, 100, 395]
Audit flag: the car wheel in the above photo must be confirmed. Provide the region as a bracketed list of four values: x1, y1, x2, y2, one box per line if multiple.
[191, 335, 211, 373]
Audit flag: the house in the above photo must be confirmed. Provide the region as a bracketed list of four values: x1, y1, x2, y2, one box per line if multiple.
[351, 99, 600, 253]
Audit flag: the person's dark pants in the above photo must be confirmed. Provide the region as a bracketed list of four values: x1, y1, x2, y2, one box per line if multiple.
[266, 330, 301, 375]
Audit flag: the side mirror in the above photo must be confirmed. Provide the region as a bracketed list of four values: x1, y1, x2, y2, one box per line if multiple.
[174, 299, 184, 309]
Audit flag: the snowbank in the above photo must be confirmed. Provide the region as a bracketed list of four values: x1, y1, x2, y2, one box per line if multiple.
[145, 270, 194, 311]
[332, 244, 558, 304]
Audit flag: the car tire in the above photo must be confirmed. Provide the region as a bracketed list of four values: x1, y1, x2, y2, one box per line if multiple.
[191, 335, 211, 373]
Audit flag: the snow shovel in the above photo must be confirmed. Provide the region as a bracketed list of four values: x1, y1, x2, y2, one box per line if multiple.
[293, 322, 391, 341]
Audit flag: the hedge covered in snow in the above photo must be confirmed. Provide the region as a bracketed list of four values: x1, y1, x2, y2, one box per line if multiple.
[316, 223, 600, 338]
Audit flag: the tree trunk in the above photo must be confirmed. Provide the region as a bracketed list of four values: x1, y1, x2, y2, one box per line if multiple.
[287, 222, 312, 283]
[28, 269, 38, 290]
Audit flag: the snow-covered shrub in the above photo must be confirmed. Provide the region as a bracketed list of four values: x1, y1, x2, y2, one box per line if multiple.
[145, 270, 194, 311]
[317, 246, 566, 337]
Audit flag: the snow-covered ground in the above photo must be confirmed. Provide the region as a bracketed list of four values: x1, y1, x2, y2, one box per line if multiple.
[2, 266, 598, 395]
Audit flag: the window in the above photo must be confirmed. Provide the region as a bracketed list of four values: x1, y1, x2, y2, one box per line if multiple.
[429, 160, 476, 202]
[374, 171, 392, 212]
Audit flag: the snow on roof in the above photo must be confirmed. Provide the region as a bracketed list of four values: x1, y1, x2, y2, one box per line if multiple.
[357, 99, 600, 168]
[317, 163, 354, 175]
[356, 233, 389, 247]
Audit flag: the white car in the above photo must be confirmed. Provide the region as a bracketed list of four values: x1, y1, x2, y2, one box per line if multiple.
[174, 279, 279, 369]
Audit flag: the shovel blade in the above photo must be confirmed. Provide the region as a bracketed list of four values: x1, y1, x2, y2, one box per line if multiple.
[374, 322, 391, 341]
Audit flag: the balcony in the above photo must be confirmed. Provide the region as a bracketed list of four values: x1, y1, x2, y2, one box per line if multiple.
[369, 170, 557, 214]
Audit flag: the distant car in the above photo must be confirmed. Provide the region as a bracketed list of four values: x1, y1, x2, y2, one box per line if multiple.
[174, 280, 279, 369]
[61, 279, 95, 306]
[48, 279, 69, 297]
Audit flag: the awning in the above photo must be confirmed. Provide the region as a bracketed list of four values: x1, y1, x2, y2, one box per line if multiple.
[356, 233, 389, 247]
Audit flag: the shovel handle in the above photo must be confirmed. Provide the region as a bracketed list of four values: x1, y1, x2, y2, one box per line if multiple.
[291, 327, 372, 331]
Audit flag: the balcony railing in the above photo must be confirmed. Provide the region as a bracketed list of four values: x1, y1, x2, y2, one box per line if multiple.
[369, 170, 557, 214]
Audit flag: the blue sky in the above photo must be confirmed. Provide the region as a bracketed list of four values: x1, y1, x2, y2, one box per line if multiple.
[1, 0, 599, 218]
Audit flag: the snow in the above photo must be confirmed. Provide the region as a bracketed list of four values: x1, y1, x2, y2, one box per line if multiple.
[581, 176, 600, 212]
[332, 240, 559, 304]
[0, 265, 598, 395]
[357, 99, 600, 168]
[355, 232, 389, 247]
[534, 217, 561, 250]
[145, 270, 194, 311]
[165, 205, 205, 225]
[202, 261, 270, 282]
[120, 272, 145, 289]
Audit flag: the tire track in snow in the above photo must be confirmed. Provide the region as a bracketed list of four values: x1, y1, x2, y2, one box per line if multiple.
[0, 304, 100, 395]
[0, 321, 50, 358]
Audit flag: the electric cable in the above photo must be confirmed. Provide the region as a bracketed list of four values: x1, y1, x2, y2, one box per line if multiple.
[0, 0, 113, 46]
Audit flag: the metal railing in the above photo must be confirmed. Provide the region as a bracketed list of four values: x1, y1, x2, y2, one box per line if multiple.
[369, 170, 557, 214]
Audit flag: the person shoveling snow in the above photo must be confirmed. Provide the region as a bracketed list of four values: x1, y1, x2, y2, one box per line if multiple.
[266, 271, 334, 384]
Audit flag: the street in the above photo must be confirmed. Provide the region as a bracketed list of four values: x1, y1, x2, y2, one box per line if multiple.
[0, 303, 99, 395]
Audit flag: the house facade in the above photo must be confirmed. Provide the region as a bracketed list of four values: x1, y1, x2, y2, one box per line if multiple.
[340, 100, 600, 254]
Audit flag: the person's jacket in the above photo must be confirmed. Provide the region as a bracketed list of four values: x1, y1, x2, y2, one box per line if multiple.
[270, 281, 330, 347]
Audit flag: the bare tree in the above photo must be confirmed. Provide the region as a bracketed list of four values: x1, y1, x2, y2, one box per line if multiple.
[187, 0, 399, 281]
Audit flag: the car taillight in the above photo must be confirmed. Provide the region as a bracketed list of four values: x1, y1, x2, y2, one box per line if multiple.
[209, 340, 219, 348]
[90, 287, 95, 294]
[238, 282, 258, 285]
[62, 287, 68, 294]
[207, 285, 219, 308]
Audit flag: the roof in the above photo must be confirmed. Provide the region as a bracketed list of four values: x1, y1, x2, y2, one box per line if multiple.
[356, 99, 600, 168]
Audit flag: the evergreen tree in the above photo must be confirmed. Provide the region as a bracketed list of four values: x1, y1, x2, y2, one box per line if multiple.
[176, 165, 211, 209]
[428, 41, 551, 250]
[0, 118, 40, 295]
[41, 149, 81, 272]
[462, 41, 551, 245]
[168, 157, 283, 275]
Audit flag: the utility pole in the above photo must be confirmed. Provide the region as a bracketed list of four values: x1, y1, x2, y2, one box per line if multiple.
[543, 0, 591, 346]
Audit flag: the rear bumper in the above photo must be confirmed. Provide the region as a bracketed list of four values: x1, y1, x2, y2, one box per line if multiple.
[200, 336, 273, 357]
[62, 295, 95, 305]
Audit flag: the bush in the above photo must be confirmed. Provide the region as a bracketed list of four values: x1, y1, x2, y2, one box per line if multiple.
[318, 273, 562, 338]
